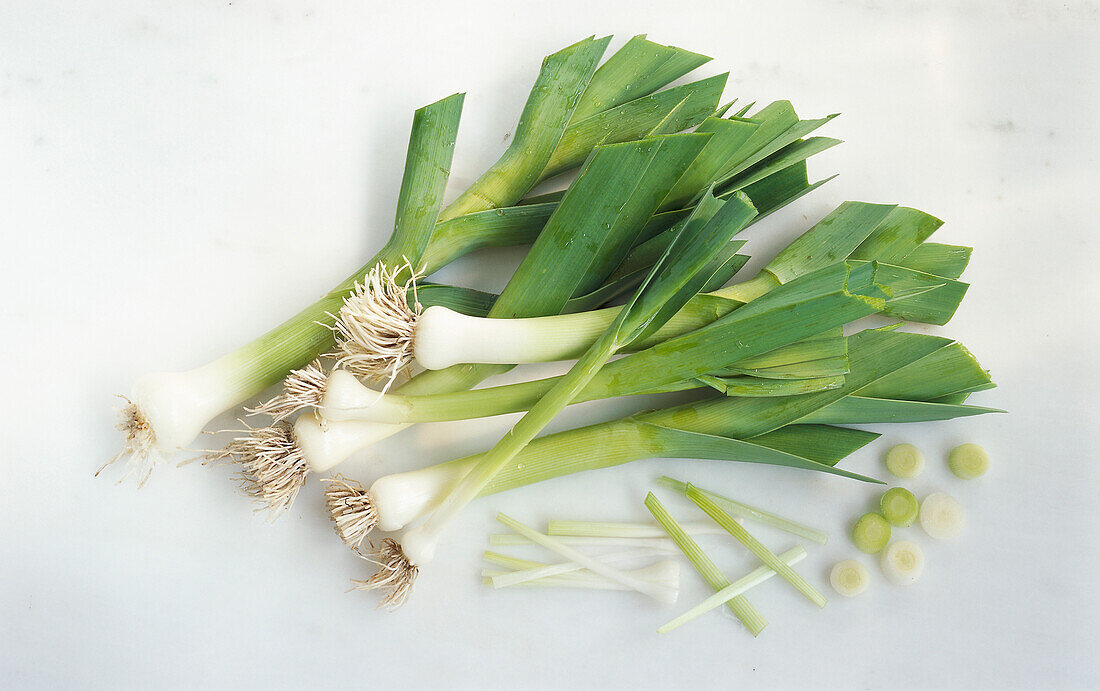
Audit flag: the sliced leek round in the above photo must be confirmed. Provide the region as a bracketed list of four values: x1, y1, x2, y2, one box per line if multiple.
[919, 492, 966, 539]
[948, 443, 990, 479]
[880, 487, 919, 527]
[885, 443, 924, 478]
[879, 540, 924, 585]
[852, 512, 891, 554]
[829, 559, 870, 597]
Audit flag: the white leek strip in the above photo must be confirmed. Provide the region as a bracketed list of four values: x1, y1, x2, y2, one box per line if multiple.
[657, 476, 828, 545]
[496, 513, 679, 605]
[482, 572, 629, 590]
[482, 562, 680, 591]
[546, 520, 727, 539]
[491, 548, 668, 588]
[487, 534, 680, 550]
[658, 546, 806, 634]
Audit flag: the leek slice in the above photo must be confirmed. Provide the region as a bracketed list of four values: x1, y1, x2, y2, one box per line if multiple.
[879, 540, 925, 585]
[829, 560, 870, 597]
[885, 443, 925, 478]
[852, 513, 891, 554]
[880, 488, 919, 527]
[919, 493, 966, 539]
[948, 443, 991, 479]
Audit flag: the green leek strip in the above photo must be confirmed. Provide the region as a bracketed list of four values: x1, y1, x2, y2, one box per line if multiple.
[686, 484, 827, 607]
[658, 547, 807, 634]
[399, 193, 760, 565]
[656, 477, 828, 545]
[645, 493, 768, 636]
[718, 136, 842, 192]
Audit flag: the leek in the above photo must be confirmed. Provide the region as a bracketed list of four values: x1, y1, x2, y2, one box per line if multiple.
[326, 330, 995, 551]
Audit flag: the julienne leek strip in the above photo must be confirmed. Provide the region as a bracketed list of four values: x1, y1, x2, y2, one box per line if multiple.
[105, 91, 465, 486]
[546, 521, 725, 539]
[370, 193, 760, 608]
[645, 492, 768, 636]
[686, 483, 827, 608]
[487, 535, 680, 550]
[491, 514, 679, 604]
[658, 547, 807, 634]
[655, 476, 828, 544]
[490, 548, 668, 589]
[482, 551, 680, 592]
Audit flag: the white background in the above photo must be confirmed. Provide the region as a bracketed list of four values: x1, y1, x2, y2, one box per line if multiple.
[2, 1, 1098, 688]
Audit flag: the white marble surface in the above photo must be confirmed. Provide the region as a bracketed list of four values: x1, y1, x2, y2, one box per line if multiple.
[1, 1, 1098, 688]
